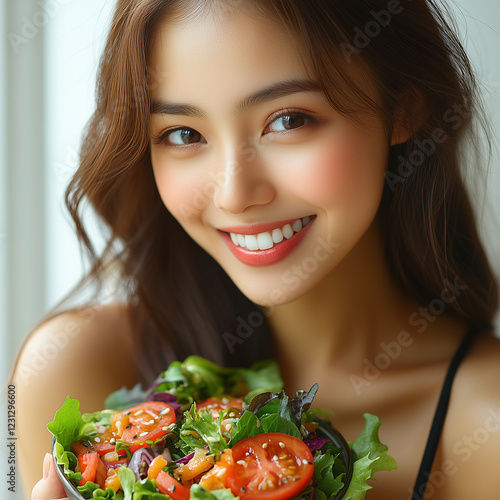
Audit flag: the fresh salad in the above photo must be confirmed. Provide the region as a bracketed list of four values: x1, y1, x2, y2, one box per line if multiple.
[48, 356, 396, 500]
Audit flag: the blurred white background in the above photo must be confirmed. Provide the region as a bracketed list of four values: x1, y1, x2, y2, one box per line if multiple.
[0, 1, 499, 499]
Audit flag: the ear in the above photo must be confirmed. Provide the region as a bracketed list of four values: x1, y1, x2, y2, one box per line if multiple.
[390, 87, 429, 146]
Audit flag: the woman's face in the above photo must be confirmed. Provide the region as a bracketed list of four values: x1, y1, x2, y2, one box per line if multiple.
[149, 6, 392, 307]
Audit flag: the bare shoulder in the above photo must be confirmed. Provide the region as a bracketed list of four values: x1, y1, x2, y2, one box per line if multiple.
[14, 303, 138, 402]
[433, 331, 500, 498]
[12, 303, 139, 496]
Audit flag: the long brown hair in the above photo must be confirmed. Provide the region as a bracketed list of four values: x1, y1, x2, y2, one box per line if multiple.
[64, 0, 498, 384]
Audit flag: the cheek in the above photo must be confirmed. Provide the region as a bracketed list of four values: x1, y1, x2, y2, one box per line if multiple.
[151, 159, 210, 224]
[288, 135, 387, 206]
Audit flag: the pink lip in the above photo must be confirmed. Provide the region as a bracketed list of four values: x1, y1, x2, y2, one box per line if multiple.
[218, 217, 311, 236]
[220, 216, 315, 267]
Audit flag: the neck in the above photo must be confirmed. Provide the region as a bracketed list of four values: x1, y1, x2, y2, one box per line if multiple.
[266, 222, 423, 392]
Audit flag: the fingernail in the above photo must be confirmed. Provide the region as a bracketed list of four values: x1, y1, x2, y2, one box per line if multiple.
[43, 453, 51, 479]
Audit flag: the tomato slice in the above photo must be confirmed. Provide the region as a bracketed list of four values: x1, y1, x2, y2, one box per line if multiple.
[197, 396, 243, 419]
[72, 439, 94, 457]
[157, 470, 190, 500]
[226, 433, 314, 500]
[113, 401, 176, 453]
[76, 452, 100, 486]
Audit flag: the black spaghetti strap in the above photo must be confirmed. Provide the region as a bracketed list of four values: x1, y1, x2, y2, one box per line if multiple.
[411, 326, 478, 500]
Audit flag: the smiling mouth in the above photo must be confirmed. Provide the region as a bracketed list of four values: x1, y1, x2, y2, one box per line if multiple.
[226, 215, 315, 251]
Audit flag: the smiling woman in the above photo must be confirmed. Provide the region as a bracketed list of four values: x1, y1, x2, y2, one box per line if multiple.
[148, 9, 393, 304]
[9, 0, 500, 499]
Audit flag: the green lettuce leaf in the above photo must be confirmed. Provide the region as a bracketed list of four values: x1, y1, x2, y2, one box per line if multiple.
[47, 396, 84, 451]
[342, 414, 398, 500]
[78, 481, 123, 499]
[313, 452, 345, 499]
[190, 484, 239, 500]
[179, 404, 227, 455]
[229, 410, 264, 445]
[118, 467, 167, 500]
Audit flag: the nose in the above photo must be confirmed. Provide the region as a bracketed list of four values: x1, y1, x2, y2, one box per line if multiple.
[213, 145, 275, 214]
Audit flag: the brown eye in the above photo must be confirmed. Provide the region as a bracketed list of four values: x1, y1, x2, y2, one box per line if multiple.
[268, 113, 308, 132]
[164, 128, 206, 145]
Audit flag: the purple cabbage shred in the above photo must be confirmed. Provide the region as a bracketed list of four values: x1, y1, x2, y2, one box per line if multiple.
[304, 437, 329, 452]
[128, 447, 157, 481]
[175, 451, 195, 465]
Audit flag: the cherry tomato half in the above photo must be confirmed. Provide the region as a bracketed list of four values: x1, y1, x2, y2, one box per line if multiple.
[226, 433, 314, 500]
[114, 401, 176, 453]
[197, 396, 243, 419]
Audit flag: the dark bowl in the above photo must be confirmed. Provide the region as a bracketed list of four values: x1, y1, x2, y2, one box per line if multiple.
[53, 423, 353, 500]
[316, 420, 353, 499]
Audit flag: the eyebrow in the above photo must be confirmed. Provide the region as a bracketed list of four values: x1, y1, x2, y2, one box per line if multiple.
[150, 78, 322, 117]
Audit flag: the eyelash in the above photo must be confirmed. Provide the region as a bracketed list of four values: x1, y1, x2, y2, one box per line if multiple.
[152, 108, 319, 147]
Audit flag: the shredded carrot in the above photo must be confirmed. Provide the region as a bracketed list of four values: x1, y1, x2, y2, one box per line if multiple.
[174, 448, 215, 483]
[147, 455, 169, 480]
[104, 468, 121, 492]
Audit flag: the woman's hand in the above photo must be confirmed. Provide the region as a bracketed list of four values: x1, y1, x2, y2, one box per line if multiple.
[31, 453, 68, 500]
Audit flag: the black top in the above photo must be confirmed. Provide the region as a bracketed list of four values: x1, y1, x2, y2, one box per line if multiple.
[411, 326, 479, 499]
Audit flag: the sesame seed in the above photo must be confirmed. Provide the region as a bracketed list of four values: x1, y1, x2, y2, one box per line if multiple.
[139, 431, 148, 437]
[162, 426, 169, 431]
[262, 443, 268, 449]
[160, 407, 171, 415]
[94, 437, 100, 443]
[148, 419, 155, 425]
[206, 436, 218, 443]
[236, 460, 248, 467]
[225, 424, 232, 431]
[110, 438, 116, 444]
[133, 410, 144, 416]
[279, 442, 285, 448]
[272, 455, 278, 461]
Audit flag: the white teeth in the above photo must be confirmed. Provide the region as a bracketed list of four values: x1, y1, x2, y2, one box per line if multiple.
[257, 232, 274, 250]
[292, 219, 303, 232]
[282, 224, 294, 239]
[228, 216, 313, 252]
[237, 233, 246, 248]
[230, 233, 239, 246]
[246, 234, 259, 250]
[272, 228, 284, 244]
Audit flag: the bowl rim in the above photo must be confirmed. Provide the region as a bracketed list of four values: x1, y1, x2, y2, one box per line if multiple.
[52, 436, 85, 500]
[316, 419, 353, 500]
